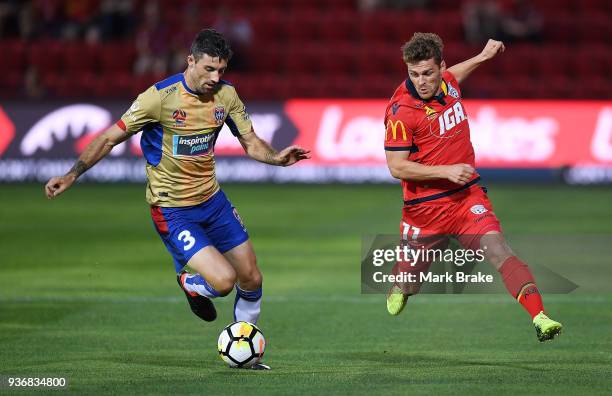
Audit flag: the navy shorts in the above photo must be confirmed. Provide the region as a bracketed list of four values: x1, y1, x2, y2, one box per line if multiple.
[150, 190, 249, 273]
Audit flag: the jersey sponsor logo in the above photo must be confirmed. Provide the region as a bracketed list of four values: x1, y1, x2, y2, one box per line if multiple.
[386, 119, 408, 141]
[470, 204, 488, 215]
[232, 207, 247, 231]
[391, 103, 399, 115]
[214, 106, 226, 125]
[125, 100, 140, 123]
[239, 105, 250, 121]
[522, 285, 539, 298]
[437, 102, 467, 137]
[172, 132, 214, 156]
[424, 105, 437, 120]
[172, 109, 187, 127]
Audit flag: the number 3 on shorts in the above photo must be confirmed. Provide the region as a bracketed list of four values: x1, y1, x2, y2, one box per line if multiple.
[178, 230, 196, 251]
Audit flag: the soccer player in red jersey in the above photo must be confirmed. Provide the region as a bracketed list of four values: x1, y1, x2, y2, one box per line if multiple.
[384, 33, 562, 342]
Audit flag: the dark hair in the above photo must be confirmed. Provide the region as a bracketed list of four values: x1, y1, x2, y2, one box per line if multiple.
[401, 32, 444, 65]
[190, 28, 233, 61]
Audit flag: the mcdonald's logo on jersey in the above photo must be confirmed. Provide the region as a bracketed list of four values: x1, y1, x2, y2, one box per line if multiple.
[386, 119, 408, 141]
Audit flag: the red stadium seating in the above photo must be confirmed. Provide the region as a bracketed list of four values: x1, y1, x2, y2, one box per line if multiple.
[0, 71, 23, 91]
[99, 43, 137, 73]
[61, 42, 98, 74]
[0, 40, 26, 75]
[28, 41, 63, 75]
[3, 0, 610, 100]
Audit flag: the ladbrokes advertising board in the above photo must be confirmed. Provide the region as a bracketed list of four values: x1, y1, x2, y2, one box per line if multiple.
[1, 100, 611, 183]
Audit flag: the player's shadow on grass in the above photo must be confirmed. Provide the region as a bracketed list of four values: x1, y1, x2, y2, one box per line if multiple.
[337, 351, 534, 371]
[99, 354, 215, 370]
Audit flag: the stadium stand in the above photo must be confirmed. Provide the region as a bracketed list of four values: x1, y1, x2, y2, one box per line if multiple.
[0, 0, 609, 100]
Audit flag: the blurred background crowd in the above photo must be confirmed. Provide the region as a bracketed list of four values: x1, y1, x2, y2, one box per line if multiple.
[0, 0, 609, 100]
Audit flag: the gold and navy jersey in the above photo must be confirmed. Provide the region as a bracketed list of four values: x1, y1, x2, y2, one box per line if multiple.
[117, 73, 252, 207]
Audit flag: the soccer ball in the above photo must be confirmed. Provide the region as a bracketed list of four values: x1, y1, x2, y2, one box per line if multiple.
[217, 321, 266, 368]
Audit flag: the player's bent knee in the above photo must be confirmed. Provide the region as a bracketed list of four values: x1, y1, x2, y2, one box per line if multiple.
[214, 273, 236, 296]
[250, 269, 263, 289]
[480, 232, 514, 269]
[239, 266, 262, 290]
[204, 264, 237, 296]
[215, 280, 234, 297]
[489, 251, 514, 269]
[247, 262, 262, 285]
[217, 284, 234, 297]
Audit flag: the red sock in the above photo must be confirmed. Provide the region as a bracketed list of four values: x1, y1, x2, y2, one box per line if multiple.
[498, 257, 544, 319]
[517, 284, 544, 319]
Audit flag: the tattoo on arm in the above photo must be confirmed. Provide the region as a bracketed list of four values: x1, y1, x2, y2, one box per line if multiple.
[67, 160, 89, 178]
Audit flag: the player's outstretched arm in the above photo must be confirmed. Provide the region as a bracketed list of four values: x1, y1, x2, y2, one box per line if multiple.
[45, 124, 130, 199]
[447, 39, 505, 84]
[237, 130, 311, 166]
[386, 151, 474, 185]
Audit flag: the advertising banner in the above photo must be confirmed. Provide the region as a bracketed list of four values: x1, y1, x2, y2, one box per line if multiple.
[1, 100, 611, 183]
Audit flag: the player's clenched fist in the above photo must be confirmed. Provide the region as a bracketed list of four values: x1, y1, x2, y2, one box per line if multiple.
[479, 39, 505, 61]
[442, 163, 474, 185]
[45, 174, 76, 199]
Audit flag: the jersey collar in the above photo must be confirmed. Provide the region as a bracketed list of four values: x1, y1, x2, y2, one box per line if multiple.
[181, 73, 199, 96]
[405, 78, 448, 106]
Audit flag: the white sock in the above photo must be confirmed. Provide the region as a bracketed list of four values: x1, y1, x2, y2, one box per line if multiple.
[233, 285, 262, 324]
[182, 273, 220, 299]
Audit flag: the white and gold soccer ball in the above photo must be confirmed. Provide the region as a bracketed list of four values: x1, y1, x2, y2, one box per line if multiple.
[217, 321, 266, 368]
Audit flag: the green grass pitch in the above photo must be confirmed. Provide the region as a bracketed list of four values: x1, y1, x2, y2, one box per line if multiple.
[1, 183, 611, 395]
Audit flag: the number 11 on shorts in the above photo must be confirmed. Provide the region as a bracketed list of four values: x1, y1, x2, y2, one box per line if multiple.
[402, 222, 421, 241]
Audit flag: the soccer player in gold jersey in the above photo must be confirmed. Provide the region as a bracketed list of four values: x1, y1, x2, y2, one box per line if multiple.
[45, 29, 309, 368]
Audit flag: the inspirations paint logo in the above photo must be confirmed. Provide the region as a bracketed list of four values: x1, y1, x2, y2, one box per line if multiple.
[172, 132, 215, 156]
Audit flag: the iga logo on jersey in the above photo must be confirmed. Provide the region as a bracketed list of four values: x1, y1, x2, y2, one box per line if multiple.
[437, 102, 467, 137]
[214, 106, 226, 125]
[470, 204, 488, 215]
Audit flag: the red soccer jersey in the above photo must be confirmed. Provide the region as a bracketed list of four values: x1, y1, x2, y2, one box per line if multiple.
[384, 70, 480, 204]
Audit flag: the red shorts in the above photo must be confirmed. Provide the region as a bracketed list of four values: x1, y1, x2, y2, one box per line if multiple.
[400, 185, 502, 251]
[390, 185, 501, 293]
